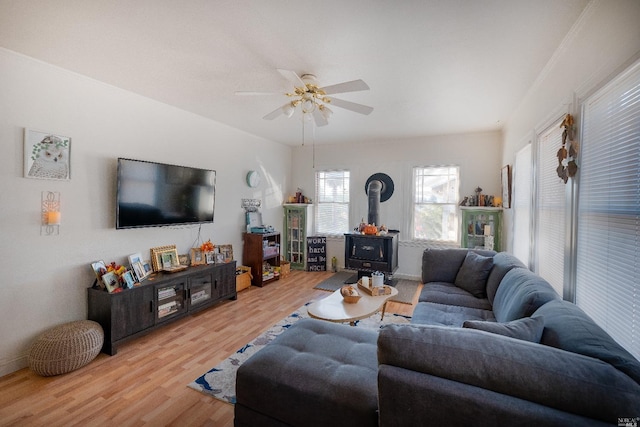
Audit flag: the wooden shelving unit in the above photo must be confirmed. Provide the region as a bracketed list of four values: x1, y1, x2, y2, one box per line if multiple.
[242, 232, 281, 287]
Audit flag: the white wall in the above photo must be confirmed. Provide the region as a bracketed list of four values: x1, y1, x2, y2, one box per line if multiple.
[291, 131, 502, 279]
[501, 0, 640, 252]
[0, 48, 292, 376]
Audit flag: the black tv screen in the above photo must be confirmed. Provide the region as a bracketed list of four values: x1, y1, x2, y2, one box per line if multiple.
[116, 158, 215, 229]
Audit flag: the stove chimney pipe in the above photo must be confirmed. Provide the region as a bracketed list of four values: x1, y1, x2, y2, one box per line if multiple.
[367, 180, 382, 226]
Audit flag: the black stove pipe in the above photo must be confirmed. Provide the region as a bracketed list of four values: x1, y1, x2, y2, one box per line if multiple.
[367, 179, 382, 226]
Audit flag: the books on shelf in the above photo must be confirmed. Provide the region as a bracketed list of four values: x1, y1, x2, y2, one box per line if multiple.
[191, 289, 210, 304]
[158, 300, 179, 318]
[157, 287, 176, 300]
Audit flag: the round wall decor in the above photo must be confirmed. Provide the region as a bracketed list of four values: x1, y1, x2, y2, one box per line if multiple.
[246, 170, 261, 188]
[365, 173, 394, 202]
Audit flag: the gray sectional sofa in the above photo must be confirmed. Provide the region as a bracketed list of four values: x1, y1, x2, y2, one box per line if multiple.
[235, 248, 640, 426]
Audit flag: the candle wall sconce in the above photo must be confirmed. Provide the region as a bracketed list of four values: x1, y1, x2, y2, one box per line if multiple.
[41, 191, 60, 235]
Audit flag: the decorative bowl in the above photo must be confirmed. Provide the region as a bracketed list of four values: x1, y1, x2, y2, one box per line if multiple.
[340, 285, 361, 304]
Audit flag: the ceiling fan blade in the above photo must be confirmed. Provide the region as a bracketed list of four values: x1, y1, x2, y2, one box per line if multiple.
[312, 109, 329, 127]
[327, 97, 374, 115]
[322, 79, 370, 95]
[277, 69, 306, 88]
[235, 91, 281, 96]
[263, 104, 289, 120]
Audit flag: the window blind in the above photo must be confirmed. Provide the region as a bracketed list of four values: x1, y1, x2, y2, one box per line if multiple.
[513, 144, 532, 267]
[535, 120, 566, 297]
[412, 166, 459, 242]
[315, 170, 350, 236]
[576, 61, 640, 360]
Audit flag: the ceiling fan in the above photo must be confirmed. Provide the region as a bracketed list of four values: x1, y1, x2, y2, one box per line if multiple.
[235, 69, 373, 127]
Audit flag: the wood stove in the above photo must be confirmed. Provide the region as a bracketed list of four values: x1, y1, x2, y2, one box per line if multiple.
[344, 232, 398, 282]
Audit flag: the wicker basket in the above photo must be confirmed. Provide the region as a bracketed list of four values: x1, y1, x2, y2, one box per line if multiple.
[28, 320, 104, 376]
[236, 265, 253, 292]
[280, 257, 291, 278]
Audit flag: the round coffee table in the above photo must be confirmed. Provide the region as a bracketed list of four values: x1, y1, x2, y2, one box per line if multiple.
[307, 286, 399, 325]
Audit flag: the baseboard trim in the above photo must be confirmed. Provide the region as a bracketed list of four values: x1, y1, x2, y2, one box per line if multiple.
[0, 354, 28, 378]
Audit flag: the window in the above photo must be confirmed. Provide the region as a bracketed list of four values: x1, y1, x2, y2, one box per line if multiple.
[315, 170, 350, 236]
[575, 60, 640, 360]
[412, 166, 459, 241]
[534, 119, 567, 297]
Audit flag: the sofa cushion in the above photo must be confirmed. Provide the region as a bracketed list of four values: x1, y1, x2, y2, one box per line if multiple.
[418, 282, 492, 310]
[462, 316, 545, 343]
[454, 251, 493, 298]
[235, 318, 379, 427]
[534, 299, 640, 384]
[485, 252, 527, 304]
[411, 301, 495, 327]
[378, 324, 640, 423]
[492, 268, 560, 322]
[422, 248, 495, 284]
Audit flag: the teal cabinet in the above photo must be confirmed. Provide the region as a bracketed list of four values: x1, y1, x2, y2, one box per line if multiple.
[283, 204, 313, 270]
[460, 207, 502, 252]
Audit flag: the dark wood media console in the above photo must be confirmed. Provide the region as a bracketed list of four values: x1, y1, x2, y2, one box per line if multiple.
[88, 261, 236, 355]
[344, 232, 399, 283]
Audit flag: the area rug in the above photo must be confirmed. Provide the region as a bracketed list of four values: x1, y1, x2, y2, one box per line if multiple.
[188, 302, 411, 404]
[313, 272, 420, 305]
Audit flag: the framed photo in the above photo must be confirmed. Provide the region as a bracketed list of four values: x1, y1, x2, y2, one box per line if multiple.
[90, 260, 108, 289]
[102, 271, 120, 293]
[205, 252, 215, 264]
[501, 165, 512, 209]
[218, 244, 233, 262]
[132, 261, 150, 282]
[150, 245, 179, 272]
[161, 252, 173, 269]
[123, 271, 136, 289]
[143, 260, 152, 274]
[128, 252, 143, 267]
[215, 253, 225, 264]
[24, 128, 71, 180]
[190, 248, 205, 266]
[178, 254, 189, 266]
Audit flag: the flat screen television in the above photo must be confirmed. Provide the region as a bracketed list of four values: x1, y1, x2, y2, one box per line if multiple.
[116, 158, 216, 229]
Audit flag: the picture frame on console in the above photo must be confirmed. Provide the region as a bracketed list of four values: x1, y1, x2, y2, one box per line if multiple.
[102, 271, 120, 293]
[205, 252, 215, 264]
[190, 248, 205, 266]
[151, 245, 179, 272]
[218, 244, 233, 262]
[90, 260, 107, 289]
[132, 261, 150, 282]
[123, 271, 136, 289]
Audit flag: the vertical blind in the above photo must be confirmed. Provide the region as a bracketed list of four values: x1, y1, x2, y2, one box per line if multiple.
[576, 61, 640, 360]
[513, 144, 532, 267]
[535, 120, 566, 297]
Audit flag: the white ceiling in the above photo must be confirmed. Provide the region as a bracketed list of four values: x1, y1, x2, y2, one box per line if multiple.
[0, 0, 590, 146]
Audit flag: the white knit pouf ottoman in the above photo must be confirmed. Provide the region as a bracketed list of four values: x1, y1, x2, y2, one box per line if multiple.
[28, 320, 104, 376]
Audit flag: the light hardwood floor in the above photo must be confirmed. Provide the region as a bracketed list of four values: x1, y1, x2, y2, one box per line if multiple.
[0, 270, 418, 427]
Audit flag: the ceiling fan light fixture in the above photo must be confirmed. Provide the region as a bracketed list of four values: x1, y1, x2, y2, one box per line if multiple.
[319, 104, 333, 121]
[301, 96, 316, 114]
[282, 102, 295, 118]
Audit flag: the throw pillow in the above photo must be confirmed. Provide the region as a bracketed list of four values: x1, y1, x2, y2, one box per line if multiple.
[454, 251, 494, 298]
[463, 316, 545, 343]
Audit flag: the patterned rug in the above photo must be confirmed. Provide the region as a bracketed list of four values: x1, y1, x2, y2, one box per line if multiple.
[188, 302, 411, 404]
[313, 272, 421, 305]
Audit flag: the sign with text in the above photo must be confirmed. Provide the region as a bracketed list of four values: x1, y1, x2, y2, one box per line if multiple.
[306, 236, 326, 271]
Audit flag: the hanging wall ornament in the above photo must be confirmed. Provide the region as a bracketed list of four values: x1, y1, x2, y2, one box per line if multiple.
[556, 113, 579, 184]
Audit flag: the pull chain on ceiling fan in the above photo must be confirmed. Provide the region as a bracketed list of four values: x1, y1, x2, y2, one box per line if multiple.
[236, 69, 373, 127]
